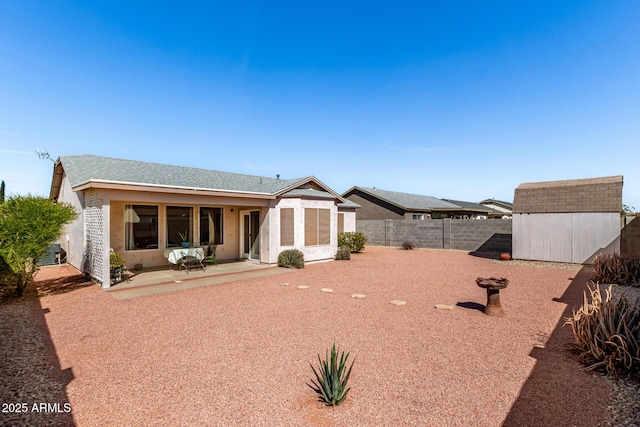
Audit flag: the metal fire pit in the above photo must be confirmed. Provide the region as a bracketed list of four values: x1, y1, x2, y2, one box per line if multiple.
[476, 277, 509, 316]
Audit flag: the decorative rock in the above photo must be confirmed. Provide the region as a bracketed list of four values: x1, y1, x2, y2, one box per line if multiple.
[435, 304, 454, 310]
[351, 293, 366, 299]
[297, 285, 309, 289]
[321, 288, 334, 293]
[283, 283, 290, 286]
[389, 300, 406, 306]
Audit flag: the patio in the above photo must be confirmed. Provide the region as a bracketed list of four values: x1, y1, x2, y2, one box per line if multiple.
[106, 260, 294, 299]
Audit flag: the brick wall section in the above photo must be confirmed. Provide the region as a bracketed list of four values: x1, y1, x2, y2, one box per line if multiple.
[621, 216, 640, 256]
[513, 175, 623, 214]
[356, 219, 512, 253]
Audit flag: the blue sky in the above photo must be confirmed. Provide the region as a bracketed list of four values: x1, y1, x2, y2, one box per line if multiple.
[1, 1, 639, 209]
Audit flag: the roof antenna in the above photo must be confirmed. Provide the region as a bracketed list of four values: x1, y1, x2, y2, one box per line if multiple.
[35, 147, 55, 163]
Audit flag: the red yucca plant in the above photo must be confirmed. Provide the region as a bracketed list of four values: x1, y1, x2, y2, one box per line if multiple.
[565, 284, 640, 378]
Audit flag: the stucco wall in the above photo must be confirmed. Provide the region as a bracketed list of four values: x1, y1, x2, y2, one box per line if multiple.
[271, 198, 338, 263]
[56, 173, 85, 271]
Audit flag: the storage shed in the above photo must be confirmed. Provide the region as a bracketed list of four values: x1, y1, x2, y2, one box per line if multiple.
[512, 176, 623, 263]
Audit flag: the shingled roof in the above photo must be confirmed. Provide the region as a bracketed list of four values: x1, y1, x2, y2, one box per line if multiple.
[513, 175, 623, 214]
[51, 155, 340, 200]
[342, 186, 460, 211]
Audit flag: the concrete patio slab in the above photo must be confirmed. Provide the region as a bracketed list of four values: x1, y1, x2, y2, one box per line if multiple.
[105, 261, 293, 299]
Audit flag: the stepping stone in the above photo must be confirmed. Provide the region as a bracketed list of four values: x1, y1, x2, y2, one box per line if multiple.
[389, 300, 406, 306]
[297, 285, 309, 290]
[435, 304, 454, 310]
[351, 293, 366, 299]
[321, 288, 334, 293]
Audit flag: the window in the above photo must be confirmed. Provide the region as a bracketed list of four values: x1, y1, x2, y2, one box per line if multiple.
[167, 206, 193, 247]
[305, 208, 330, 246]
[338, 213, 345, 233]
[125, 205, 158, 250]
[412, 214, 425, 220]
[200, 207, 223, 245]
[280, 208, 294, 246]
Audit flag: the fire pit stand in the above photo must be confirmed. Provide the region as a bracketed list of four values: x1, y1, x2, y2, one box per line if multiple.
[475, 277, 509, 316]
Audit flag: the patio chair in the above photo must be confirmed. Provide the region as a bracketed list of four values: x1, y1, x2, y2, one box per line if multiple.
[203, 242, 217, 266]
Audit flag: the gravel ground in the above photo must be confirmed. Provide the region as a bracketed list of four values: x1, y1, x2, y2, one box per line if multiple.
[3, 248, 637, 426]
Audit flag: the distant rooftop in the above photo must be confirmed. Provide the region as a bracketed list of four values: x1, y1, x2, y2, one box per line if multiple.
[343, 186, 461, 211]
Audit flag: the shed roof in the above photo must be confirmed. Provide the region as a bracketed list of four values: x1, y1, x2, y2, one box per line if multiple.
[342, 186, 460, 211]
[513, 175, 623, 213]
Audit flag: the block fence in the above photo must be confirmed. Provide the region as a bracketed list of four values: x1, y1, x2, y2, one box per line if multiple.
[356, 219, 513, 253]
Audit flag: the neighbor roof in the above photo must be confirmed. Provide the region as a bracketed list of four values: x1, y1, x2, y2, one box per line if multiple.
[513, 175, 623, 213]
[51, 155, 342, 200]
[442, 199, 499, 214]
[478, 199, 513, 210]
[343, 186, 460, 211]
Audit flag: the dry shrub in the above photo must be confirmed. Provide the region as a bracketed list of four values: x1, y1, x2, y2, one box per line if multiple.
[565, 284, 640, 379]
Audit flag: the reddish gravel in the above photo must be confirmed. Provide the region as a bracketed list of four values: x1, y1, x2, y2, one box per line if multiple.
[29, 247, 610, 426]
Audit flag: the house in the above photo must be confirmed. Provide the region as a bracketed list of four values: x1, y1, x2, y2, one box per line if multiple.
[478, 198, 513, 218]
[441, 199, 502, 219]
[512, 175, 622, 263]
[50, 155, 358, 287]
[342, 186, 492, 220]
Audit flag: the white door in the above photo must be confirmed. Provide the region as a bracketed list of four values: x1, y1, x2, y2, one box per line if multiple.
[241, 210, 260, 260]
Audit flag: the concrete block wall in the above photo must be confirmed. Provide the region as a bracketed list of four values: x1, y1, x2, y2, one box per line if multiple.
[621, 216, 640, 256]
[450, 219, 513, 252]
[356, 219, 512, 253]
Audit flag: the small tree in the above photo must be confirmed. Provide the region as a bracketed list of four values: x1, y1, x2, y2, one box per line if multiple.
[0, 180, 5, 204]
[0, 195, 77, 296]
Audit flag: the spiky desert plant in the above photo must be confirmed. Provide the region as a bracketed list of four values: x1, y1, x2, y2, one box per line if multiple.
[592, 253, 640, 287]
[401, 240, 416, 250]
[565, 284, 640, 378]
[307, 343, 355, 406]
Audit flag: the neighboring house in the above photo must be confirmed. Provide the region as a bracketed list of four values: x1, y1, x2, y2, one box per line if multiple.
[478, 198, 513, 218]
[341, 186, 481, 220]
[50, 155, 358, 286]
[441, 199, 501, 219]
[512, 175, 623, 263]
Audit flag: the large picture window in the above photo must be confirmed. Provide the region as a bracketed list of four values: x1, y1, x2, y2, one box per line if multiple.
[125, 205, 158, 250]
[200, 207, 223, 245]
[167, 206, 193, 247]
[305, 208, 330, 246]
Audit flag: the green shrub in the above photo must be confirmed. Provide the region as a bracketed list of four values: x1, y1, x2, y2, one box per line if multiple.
[592, 253, 640, 287]
[0, 195, 77, 296]
[401, 240, 416, 250]
[335, 246, 351, 260]
[338, 232, 368, 253]
[278, 249, 304, 269]
[110, 251, 125, 269]
[565, 284, 640, 378]
[307, 343, 355, 406]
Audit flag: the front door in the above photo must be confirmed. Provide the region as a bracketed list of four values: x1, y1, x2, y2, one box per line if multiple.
[241, 210, 260, 260]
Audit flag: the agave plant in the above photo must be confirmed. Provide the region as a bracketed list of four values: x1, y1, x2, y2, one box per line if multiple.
[307, 343, 355, 406]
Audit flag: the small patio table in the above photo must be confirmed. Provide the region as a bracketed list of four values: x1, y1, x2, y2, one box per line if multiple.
[163, 247, 206, 273]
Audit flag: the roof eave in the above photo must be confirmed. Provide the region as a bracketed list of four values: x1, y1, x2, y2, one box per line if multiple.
[73, 180, 277, 199]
